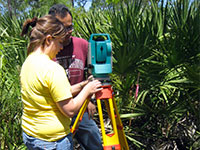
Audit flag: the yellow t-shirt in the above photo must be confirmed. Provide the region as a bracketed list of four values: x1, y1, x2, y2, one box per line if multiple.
[20, 52, 73, 142]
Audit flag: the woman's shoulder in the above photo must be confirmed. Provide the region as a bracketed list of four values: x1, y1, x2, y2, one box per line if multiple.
[47, 59, 64, 72]
[30, 53, 64, 72]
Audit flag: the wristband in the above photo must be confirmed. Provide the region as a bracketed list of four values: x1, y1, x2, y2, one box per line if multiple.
[79, 83, 83, 89]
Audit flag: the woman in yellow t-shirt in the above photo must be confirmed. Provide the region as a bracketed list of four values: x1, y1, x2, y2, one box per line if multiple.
[20, 15, 102, 150]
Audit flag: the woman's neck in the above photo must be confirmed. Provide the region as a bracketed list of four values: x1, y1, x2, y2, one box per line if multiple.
[34, 47, 44, 54]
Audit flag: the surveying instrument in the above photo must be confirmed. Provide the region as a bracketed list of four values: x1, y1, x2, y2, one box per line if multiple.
[71, 33, 129, 150]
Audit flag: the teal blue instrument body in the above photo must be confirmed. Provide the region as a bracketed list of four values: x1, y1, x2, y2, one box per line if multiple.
[88, 33, 112, 78]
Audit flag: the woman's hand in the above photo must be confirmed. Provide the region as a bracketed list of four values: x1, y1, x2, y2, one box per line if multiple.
[84, 79, 102, 95]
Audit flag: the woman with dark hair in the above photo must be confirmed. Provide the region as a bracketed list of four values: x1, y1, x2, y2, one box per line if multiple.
[20, 15, 102, 150]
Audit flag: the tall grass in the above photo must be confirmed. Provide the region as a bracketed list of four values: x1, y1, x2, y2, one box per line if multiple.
[0, 14, 27, 150]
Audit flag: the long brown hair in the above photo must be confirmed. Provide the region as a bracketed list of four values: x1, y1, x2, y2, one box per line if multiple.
[21, 15, 66, 55]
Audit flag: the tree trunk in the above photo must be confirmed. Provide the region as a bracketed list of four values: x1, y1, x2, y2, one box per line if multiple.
[7, 0, 12, 18]
[14, 0, 17, 16]
[71, 0, 74, 7]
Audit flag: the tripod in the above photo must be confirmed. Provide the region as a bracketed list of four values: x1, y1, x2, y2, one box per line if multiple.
[71, 82, 129, 150]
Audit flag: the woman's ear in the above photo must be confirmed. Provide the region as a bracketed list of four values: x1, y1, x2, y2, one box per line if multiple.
[45, 35, 52, 46]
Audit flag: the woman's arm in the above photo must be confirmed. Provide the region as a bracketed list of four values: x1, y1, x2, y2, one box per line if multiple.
[70, 80, 88, 96]
[56, 79, 102, 118]
[70, 75, 94, 96]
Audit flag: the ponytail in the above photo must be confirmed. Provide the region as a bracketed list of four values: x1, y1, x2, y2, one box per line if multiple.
[21, 17, 38, 36]
[21, 15, 66, 55]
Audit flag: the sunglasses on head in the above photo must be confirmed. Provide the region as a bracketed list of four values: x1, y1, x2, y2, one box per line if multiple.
[65, 23, 74, 32]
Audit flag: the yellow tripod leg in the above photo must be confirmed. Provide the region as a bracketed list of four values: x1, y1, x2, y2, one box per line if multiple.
[97, 98, 121, 150]
[112, 97, 129, 150]
[71, 98, 90, 136]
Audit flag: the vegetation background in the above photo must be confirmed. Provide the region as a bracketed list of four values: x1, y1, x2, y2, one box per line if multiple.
[0, 0, 199, 149]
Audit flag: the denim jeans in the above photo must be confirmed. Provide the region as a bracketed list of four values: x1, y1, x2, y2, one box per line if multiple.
[22, 132, 73, 150]
[71, 112, 103, 150]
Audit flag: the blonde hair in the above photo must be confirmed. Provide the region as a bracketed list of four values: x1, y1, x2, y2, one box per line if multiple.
[21, 15, 66, 55]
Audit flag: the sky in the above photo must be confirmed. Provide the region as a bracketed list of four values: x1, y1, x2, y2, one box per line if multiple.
[0, 0, 195, 14]
[74, 0, 92, 11]
[83, 0, 195, 11]
[79, 0, 170, 11]
[84, 1, 92, 10]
